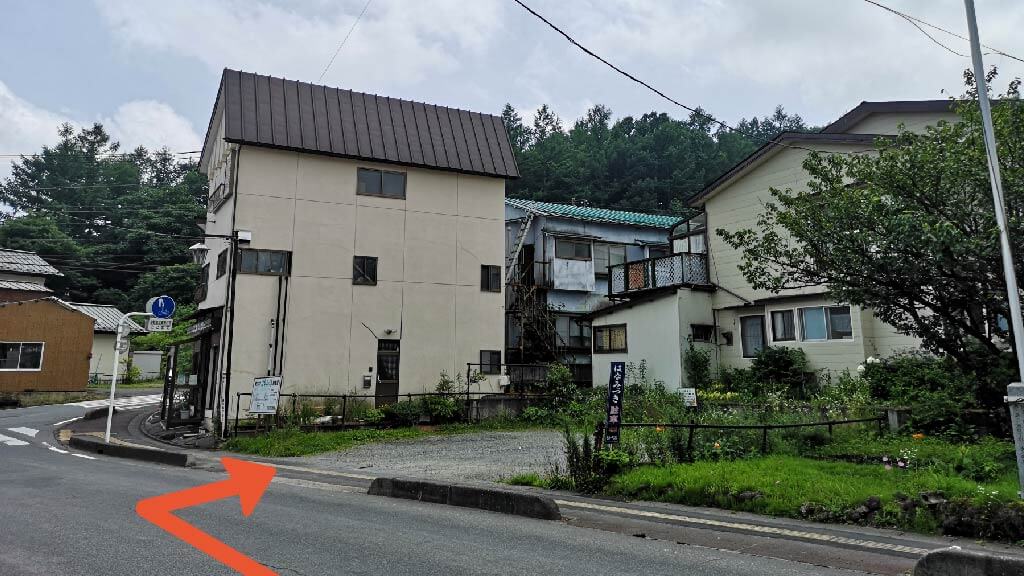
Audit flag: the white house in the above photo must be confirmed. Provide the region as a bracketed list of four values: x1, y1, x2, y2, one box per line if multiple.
[68, 303, 147, 382]
[588, 100, 956, 388]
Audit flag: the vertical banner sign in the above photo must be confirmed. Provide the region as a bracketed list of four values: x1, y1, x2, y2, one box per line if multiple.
[605, 362, 626, 445]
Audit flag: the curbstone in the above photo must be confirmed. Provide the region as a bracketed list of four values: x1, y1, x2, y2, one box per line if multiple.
[83, 406, 114, 420]
[368, 477, 560, 520]
[69, 434, 192, 467]
[914, 547, 1024, 576]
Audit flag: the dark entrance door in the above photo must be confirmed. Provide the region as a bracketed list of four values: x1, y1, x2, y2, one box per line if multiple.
[376, 339, 400, 406]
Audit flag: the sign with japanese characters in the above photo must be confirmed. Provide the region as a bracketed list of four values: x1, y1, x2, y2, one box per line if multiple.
[680, 387, 698, 407]
[250, 376, 282, 415]
[147, 318, 173, 332]
[605, 362, 626, 445]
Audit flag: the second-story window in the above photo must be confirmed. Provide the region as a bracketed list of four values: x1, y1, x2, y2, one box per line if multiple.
[216, 249, 228, 279]
[555, 239, 591, 260]
[480, 265, 501, 292]
[353, 256, 378, 286]
[593, 243, 626, 276]
[357, 167, 406, 199]
[238, 249, 290, 276]
[196, 263, 210, 302]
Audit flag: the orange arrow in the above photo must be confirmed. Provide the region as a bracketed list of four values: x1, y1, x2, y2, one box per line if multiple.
[136, 457, 278, 576]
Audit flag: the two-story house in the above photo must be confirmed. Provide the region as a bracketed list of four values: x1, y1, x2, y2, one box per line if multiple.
[587, 100, 956, 388]
[504, 199, 682, 385]
[183, 69, 518, 432]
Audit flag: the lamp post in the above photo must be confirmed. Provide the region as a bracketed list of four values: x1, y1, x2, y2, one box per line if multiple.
[105, 312, 153, 443]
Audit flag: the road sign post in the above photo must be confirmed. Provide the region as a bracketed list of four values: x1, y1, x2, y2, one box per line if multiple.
[104, 311, 154, 444]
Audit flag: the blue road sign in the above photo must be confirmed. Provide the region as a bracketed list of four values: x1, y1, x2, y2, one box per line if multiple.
[148, 295, 176, 319]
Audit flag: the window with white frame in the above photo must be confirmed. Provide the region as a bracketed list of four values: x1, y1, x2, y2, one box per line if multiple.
[770, 310, 796, 342]
[739, 315, 765, 358]
[0, 342, 44, 370]
[799, 305, 853, 341]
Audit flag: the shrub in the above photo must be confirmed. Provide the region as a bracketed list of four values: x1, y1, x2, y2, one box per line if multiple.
[751, 346, 814, 399]
[812, 370, 872, 418]
[542, 363, 578, 410]
[385, 400, 422, 425]
[863, 352, 974, 435]
[683, 339, 712, 389]
[363, 407, 385, 424]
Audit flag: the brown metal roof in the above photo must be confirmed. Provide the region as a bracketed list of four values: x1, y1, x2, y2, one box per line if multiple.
[209, 69, 519, 179]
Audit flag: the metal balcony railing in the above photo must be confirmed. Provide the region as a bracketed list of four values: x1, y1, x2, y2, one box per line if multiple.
[608, 252, 709, 296]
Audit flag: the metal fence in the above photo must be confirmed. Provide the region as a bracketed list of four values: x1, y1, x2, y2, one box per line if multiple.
[600, 415, 886, 456]
[609, 252, 709, 296]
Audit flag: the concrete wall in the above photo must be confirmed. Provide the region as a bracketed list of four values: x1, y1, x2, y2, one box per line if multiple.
[132, 351, 163, 380]
[226, 146, 506, 412]
[591, 292, 681, 388]
[0, 300, 93, 393]
[87, 333, 117, 380]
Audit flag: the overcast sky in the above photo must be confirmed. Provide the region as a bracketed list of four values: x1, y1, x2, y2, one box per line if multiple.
[2, 0, 1023, 176]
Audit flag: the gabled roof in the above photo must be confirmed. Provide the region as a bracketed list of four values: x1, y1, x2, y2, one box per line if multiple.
[821, 100, 956, 134]
[203, 69, 519, 179]
[0, 297, 90, 317]
[0, 248, 61, 276]
[506, 198, 683, 229]
[0, 280, 52, 293]
[67, 303, 147, 333]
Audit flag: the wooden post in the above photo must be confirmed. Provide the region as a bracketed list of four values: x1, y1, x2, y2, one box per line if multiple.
[686, 423, 696, 462]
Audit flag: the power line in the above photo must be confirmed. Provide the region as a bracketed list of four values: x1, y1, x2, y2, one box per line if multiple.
[318, 0, 374, 82]
[510, 0, 875, 157]
[0, 150, 200, 158]
[861, 0, 1024, 64]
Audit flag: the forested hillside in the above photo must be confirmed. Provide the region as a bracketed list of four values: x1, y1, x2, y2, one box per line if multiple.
[502, 103, 811, 213]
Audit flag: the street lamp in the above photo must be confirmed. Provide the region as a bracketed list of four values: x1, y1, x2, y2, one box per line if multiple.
[189, 242, 210, 266]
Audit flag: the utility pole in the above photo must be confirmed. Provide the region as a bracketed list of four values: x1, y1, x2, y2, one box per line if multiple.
[963, 0, 1024, 497]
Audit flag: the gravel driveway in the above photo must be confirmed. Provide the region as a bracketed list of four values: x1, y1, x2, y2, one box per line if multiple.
[290, 429, 566, 482]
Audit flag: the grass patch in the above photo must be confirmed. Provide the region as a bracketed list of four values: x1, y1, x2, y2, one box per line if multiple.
[505, 472, 547, 488]
[606, 456, 1019, 526]
[89, 378, 164, 390]
[223, 427, 429, 457]
[3, 390, 104, 408]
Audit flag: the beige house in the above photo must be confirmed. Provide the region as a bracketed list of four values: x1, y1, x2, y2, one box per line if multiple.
[67, 303, 146, 382]
[589, 100, 956, 388]
[185, 70, 517, 431]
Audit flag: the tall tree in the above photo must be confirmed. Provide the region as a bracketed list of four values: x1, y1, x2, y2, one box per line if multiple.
[0, 123, 205, 309]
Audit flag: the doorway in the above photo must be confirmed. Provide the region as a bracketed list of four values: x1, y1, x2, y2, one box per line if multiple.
[376, 339, 400, 406]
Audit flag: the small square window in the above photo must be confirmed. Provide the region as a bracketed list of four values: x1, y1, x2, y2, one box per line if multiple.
[480, 350, 501, 374]
[381, 171, 406, 198]
[594, 324, 627, 353]
[353, 256, 378, 286]
[480, 265, 501, 292]
[357, 168, 406, 199]
[691, 324, 714, 343]
[357, 168, 382, 195]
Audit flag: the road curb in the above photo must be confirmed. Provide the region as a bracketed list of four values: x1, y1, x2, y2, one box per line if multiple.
[368, 477, 561, 520]
[69, 434, 192, 467]
[914, 546, 1024, 576]
[82, 406, 114, 420]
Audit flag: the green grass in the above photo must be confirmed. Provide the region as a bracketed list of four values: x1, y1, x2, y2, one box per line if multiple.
[89, 378, 164, 390]
[506, 472, 547, 487]
[223, 427, 429, 457]
[606, 455, 1019, 522]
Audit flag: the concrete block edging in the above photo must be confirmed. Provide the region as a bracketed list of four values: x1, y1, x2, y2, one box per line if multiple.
[68, 434, 192, 467]
[914, 546, 1024, 576]
[368, 477, 561, 520]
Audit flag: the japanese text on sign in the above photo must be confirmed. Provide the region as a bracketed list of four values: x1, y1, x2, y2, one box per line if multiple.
[250, 376, 282, 415]
[605, 362, 626, 445]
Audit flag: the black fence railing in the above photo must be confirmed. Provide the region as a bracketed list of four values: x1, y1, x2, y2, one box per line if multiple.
[608, 252, 709, 296]
[600, 415, 886, 457]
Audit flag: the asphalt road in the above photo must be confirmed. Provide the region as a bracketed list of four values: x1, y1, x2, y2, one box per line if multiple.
[0, 400, 878, 576]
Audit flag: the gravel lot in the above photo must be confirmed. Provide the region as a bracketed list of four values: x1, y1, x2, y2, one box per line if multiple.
[290, 429, 566, 482]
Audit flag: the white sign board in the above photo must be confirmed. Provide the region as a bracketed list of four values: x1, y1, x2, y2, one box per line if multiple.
[250, 376, 283, 415]
[116, 339, 130, 353]
[679, 387, 698, 407]
[147, 318, 173, 332]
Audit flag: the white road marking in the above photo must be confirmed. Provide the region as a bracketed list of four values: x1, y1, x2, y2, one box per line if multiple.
[0, 433, 29, 446]
[65, 394, 162, 409]
[43, 442, 69, 454]
[556, 500, 931, 556]
[8, 427, 39, 438]
[52, 417, 82, 427]
[71, 453, 96, 460]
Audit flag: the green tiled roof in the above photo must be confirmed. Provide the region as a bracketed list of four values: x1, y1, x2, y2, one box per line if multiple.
[505, 198, 683, 229]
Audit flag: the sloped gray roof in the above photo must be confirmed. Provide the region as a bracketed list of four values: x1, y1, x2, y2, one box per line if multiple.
[67, 303, 147, 333]
[0, 280, 52, 293]
[0, 249, 61, 276]
[205, 69, 519, 179]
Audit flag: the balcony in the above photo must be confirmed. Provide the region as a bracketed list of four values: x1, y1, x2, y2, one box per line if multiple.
[608, 252, 709, 297]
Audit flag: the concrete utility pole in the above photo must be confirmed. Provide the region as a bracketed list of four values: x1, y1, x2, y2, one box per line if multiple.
[104, 312, 153, 443]
[963, 0, 1024, 497]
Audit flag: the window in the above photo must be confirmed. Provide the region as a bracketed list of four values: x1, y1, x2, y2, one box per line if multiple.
[480, 265, 502, 292]
[672, 212, 707, 254]
[238, 249, 291, 276]
[647, 245, 670, 259]
[740, 315, 765, 358]
[799, 305, 853, 341]
[555, 239, 591, 260]
[0, 342, 44, 371]
[216, 249, 228, 279]
[691, 324, 714, 343]
[357, 167, 406, 199]
[593, 243, 626, 276]
[480, 350, 501, 374]
[353, 256, 378, 286]
[196, 263, 210, 302]
[594, 324, 627, 353]
[556, 316, 592, 349]
[770, 310, 796, 341]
